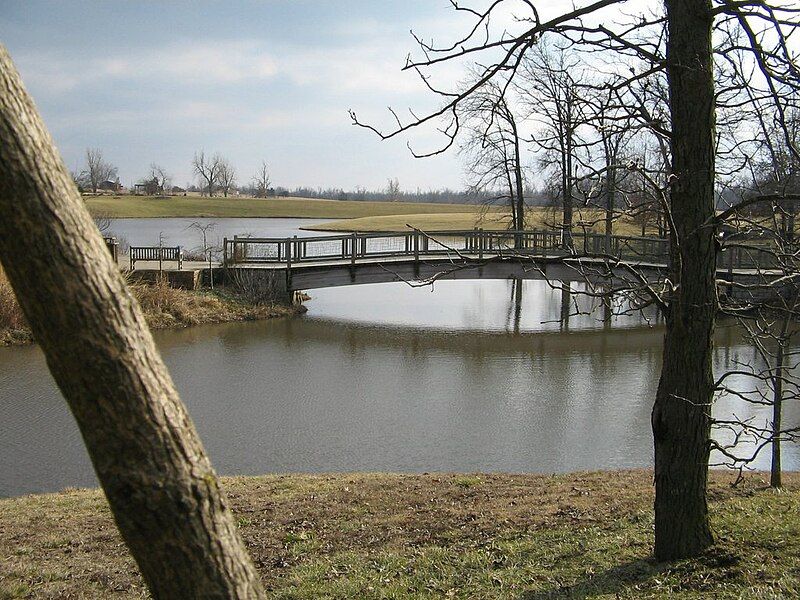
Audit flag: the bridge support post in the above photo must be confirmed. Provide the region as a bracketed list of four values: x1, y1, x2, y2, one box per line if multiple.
[351, 232, 357, 266]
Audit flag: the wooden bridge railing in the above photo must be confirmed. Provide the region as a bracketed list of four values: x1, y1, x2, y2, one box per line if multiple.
[217, 229, 779, 271]
[129, 246, 183, 270]
[222, 230, 676, 268]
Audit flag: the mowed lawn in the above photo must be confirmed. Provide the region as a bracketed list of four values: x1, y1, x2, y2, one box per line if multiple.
[85, 195, 484, 219]
[85, 196, 656, 238]
[307, 208, 652, 237]
[1, 471, 798, 599]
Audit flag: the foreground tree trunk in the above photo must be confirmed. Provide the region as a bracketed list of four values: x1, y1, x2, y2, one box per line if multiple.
[652, 0, 716, 561]
[0, 47, 266, 598]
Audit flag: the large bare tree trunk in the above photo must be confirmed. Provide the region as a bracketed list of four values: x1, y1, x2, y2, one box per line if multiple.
[0, 47, 266, 598]
[652, 0, 716, 561]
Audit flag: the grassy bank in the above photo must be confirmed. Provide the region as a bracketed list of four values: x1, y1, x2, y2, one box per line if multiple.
[0, 270, 301, 347]
[85, 195, 483, 219]
[1, 471, 798, 598]
[307, 208, 652, 236]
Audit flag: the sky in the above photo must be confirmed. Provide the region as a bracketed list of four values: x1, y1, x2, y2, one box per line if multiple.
[0, 1, 504, 192]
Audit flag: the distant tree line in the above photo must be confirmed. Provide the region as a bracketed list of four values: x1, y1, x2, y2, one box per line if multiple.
[70, 147, 557, 205]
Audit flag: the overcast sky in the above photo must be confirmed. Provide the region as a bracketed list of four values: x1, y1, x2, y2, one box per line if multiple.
[1, 1, 505, 191]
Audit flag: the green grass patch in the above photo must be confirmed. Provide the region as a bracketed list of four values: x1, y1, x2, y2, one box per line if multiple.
[1, 471, 798, 598]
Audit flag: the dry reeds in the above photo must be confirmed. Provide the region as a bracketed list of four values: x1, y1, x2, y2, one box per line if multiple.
[0, 266, 26, 330]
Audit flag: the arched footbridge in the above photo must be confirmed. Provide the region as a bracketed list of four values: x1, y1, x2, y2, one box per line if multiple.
[222, 229, 776, 301]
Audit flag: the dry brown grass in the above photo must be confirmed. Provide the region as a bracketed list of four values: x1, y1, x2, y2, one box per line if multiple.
[127, 277, 293, 330]
[0, 267, 31, 345]
[129, 277, 229, 328]
[1, 471, 798, 598]
[0, 273, 300, 346]
[305, 207, 655, 236]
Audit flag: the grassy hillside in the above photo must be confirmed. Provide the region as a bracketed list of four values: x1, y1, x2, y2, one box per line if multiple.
[1, 470, 798, 598]
[85, 195, 483, 219]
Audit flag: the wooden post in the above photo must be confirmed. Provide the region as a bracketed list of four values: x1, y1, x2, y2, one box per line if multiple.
[414, 231, 419, 262]
[223, 237, 228, 266]
[286, 237, 292, 269]
[727, 244, 734, 298]
[479, 228, 484, 260]
[351, 232, 357, 266]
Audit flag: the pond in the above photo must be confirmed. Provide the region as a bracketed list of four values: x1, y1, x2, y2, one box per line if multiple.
[0, 218, 795, 496]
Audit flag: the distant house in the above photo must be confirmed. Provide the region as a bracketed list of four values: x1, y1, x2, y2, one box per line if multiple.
[134, 178, 162, 195]
[98, 179, 123, 193]
[170, 185, 186, 195]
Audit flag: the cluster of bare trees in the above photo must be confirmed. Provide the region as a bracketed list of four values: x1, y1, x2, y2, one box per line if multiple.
[72, 148, 119, 194]
[190, 151, 235, 197]
[71, 148, 274, 199]
[192, 154, 279, 198]
[351, 0, 800, 562]
[453, 37, 673, 246]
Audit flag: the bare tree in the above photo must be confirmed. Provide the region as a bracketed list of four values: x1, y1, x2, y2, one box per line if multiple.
[586, 87, 633, 245]
[149, 163, 171, 193]
[252, 160, 271, 198]
[192, 151, 222, 197]
[84, 148, 117, 194]
[188, 222, 218, 288]
[458, 77, 526, 236]
[350, 0, 800, 561]
[386, 177, 401, 201]
[218, 158, 237, 198]
[711, 102, 800, 489]
[0, 46, 265, 598]
[70, 168, 86, 193]
[519, 42, 589, 247]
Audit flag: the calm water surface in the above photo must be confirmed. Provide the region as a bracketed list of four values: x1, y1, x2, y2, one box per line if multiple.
[105, 217, 322, 252]
[1, 218, 796, 496]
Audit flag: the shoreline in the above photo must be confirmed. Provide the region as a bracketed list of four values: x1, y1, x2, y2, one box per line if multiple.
[1, 469, 797, 598]
[0, 284, 306, 348]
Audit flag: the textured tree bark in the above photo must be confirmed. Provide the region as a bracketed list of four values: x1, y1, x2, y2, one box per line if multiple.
[652, 0, 716, 561]
[604, 159, 615, 247]
[770, 315, 789, 488]
[0, 47, 266, 598]
[771, 341, 784, 488]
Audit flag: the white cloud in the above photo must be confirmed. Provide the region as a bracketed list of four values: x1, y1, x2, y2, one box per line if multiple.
[16, 40, 280, 93]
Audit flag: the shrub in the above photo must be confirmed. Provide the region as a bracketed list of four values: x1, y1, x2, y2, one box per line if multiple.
[228, 268, 286, 305]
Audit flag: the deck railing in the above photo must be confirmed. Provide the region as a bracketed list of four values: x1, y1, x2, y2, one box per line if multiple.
[223, 230, 675, 268]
